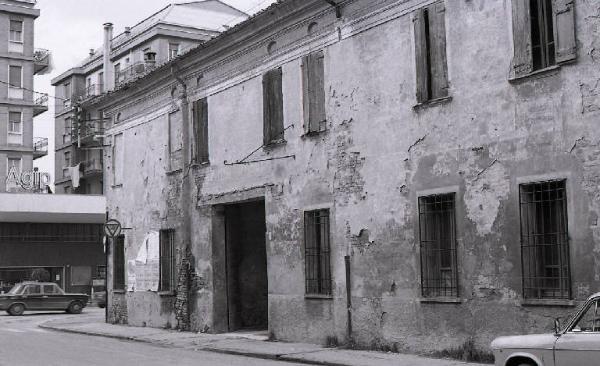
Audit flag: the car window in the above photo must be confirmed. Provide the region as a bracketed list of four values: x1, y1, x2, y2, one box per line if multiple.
[43, 285, 57, 294]
[571, 300, 600, 333]
[24, 285, 41, 295]
[8, 284, 24, 295]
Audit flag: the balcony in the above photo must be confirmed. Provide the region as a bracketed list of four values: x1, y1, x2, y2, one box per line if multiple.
[71, 120, 104, 147]
[115, 61, 161, 87]
[84, 84, 104, 99]
[81, 158, 103, 178]
[33, 48, 51, 75]
[33, 93, 48, 117]
[33, 137, 48, 160]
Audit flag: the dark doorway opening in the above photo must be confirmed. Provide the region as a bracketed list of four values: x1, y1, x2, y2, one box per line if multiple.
[224, 200, 268, 331]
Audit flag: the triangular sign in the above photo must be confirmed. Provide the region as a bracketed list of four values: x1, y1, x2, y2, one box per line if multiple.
[104, 219, 122, 238]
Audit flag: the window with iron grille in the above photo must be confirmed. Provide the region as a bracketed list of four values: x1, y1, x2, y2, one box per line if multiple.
[113, 235, 125, 290]
[519, 180, 570, 300]
[304, 209, 331, 296]
[159, 229, 176, 292]
[418, 193, 458, 298]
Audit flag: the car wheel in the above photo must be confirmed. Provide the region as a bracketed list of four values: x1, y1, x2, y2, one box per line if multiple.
[67, 301, 83, 314]
[8, 303, 25, 316]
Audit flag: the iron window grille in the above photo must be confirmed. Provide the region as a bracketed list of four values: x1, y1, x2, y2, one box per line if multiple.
[519, 180, 571, 300]
[159, 229, 176, 292]
[418, 193, 458, 298]
[113, 235, 125, 291]
[304, 209, 332, 296]
[530, 0, 555, 71]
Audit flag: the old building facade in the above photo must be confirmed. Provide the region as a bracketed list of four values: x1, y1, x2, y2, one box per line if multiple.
[89, 0, 600, 354]
[0, 0, 49, 192]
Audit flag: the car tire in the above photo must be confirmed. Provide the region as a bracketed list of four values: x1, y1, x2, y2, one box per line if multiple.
[517, 363, 535, 366]
[67, 301, 83, 314]
[8, 303, 25, 316]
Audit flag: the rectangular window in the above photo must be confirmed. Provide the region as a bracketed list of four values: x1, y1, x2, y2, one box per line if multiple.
[112, 133, 124, 185]
[113, 235, 125, 290]
[304, 209, 331, 296]
[192, 98, 209, 164]
[511, 0, 576, 78]
[418, 193, 458, 298]
[519, 180, 570, 299]
[168, 111, 183, 171]
[64, 117, 72, 144]
[96, 265, 107, 279]
[169, 43, 179, 60]
[8, 111, 21, 133]
[159, 229, 176, 292]
[64, 151, 71, 167]
[9, 20, 23, 42]
[302, 50, 326, 134]
[98, 72, 104, 92]
[9, 65, 22, 88]
[63, 82, 71, 99]
[262, 67, 284, 145]
[413, 2, 448, 103]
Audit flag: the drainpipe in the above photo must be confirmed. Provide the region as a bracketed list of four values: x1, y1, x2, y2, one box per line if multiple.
[345, 255, 352, 343]
[103, 23, 114, 91]
[171, 63, 192, 329]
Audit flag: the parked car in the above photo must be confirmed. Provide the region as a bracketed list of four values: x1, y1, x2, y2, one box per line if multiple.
[491, 292, 600, 366]
[93, 290, 106, 308]
[0, 282, 88, 316]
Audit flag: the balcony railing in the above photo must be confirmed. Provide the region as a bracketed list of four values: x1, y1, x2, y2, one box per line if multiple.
[71, 120, 105, 146]
[115, 60, 166, 87]
[81, 158, 103, 177]
[33, 137, 48, 160]
[33, 48, 51, 75]
[84, 84, 104, 98]
[33, 93, 48, 117]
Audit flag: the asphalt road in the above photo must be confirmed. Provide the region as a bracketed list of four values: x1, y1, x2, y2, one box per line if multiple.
[0, 308, 307, 366]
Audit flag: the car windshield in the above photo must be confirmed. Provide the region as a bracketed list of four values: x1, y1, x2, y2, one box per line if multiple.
[561, 300, 591, 332]
[7, 284, 24, 295]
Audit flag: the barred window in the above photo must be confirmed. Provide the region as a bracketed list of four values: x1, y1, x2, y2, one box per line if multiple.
[159, 229, 176, 292]
[418, 193, 458, 298]
[304, 209, 331, 296]
[113, 235, 125, 290]
[520, 180, 570, 299]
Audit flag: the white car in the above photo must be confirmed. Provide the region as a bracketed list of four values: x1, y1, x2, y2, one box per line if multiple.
[491, 292, 600, 366]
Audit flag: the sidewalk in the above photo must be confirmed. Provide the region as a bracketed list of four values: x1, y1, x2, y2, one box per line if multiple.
[40, 311, 489, 366]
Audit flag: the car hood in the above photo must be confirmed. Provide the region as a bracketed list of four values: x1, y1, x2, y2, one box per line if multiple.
[491, 334, 558, 350]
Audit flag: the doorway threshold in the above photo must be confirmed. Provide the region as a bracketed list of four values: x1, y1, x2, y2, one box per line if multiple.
[222, 329, 269, 341]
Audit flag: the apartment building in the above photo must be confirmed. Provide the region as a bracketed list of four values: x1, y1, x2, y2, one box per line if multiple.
[51, 0, 248, 194]
[84, 0, 599, 356]
[0, 0, 50, 192]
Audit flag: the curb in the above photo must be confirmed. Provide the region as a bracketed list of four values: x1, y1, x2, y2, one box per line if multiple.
[38, 323, 344, 366]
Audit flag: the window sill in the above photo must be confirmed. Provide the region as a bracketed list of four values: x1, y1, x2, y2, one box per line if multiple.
[305, 294, 333, 300]
[413, 96, 452, 111]
[302, 129, 328, 138]
[508, 65, 560, 83]
[112, 289, 126, 294]
[521, 299, 576, 307]
[263, 139, 286, 150]
[158, 291, 175, 297]
[166, 168, 182, 176]
[191, 161, 210, 168]
[419, 297, 462, 304]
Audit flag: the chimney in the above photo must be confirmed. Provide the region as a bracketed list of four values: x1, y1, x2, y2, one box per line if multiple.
[124, 26, 131, 36]
[103, 22, 114, 91]
[89, 49, 95, 57]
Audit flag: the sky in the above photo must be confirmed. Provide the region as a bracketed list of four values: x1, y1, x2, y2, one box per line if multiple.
[32, 0, 277, 180]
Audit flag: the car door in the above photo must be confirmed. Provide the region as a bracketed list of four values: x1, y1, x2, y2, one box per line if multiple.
[42, 284, 64, 310]
[22, 284, 43, 310]
[554, 298, 600, 366]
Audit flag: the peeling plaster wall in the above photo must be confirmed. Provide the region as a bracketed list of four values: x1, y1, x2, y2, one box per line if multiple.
[103, 0, 600, 355]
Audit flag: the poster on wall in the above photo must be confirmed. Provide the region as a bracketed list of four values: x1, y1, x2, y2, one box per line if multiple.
[132, 231, 160, 292]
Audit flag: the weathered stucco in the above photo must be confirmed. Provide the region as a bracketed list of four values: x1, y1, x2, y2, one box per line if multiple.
[98, 0, 600, 356]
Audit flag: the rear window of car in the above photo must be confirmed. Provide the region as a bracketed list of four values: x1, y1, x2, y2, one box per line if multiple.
[43, 285, 57, 294]
[24, 285, 41, 294]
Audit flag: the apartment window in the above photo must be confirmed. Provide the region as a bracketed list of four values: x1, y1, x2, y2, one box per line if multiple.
[63, 117, 72, 144]
[413, 1, 448, 103]
[112, 133, 124, 185]
[114, 63, 121, 82]
[98, 72, 104, 92]
[113, 235, 125, 290]
[168, 111, 183, 171]
[169, 43, 179, 60]
[7, 157, 21, 174]
[511, 0, 576, 78]
[418, 193, 458, 298]
[192, 98, 209, 164]
[263, 67, 284, 145]
[9, 20, 23, 42]
[63, 82, 71, 99]
[520, 180, 570, 300]
[8, 111, 22, 145]
[64, 151, 71, 167]
[302, 50, 326, 134]
[304, 209, 331, 296]
[159, 229, 176, 292]
[9, 65, 22, 88]
[96, 265, 107, 279]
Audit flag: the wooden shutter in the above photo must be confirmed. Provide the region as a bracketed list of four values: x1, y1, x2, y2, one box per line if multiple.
[303, 51, 326, 133]
[511, 0, 533, 78]
[552, 0, 576, 64]
[263, 68, 284, 144]
[193, 98, 209, 163]
[429, 2, 448, 99]
[413, 9, 429, 103]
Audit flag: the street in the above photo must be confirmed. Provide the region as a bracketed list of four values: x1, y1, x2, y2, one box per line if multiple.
[0, 308, 307, 366]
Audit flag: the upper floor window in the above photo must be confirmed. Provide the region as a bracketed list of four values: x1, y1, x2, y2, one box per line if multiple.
[98, 72, 104, 92]
[519, 180, 570, 300]
[8, 65, 23, 99]
[63, 82, 71, 99]
[8, 111, 22, 145]
[302, 50, 326, 134]
[262, 67, 284, 145]
[64, 151, 71, 167]
[511, 0, 576, 78]
[63, 117, 72, 144]
[9, 20, 23, 43]
[413, 1, 448, 104]
[169, 43, 179, 60]
[192, 98, 209, 164]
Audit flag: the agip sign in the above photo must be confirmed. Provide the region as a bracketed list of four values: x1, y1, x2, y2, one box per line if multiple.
[6, 167, 51, 191]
